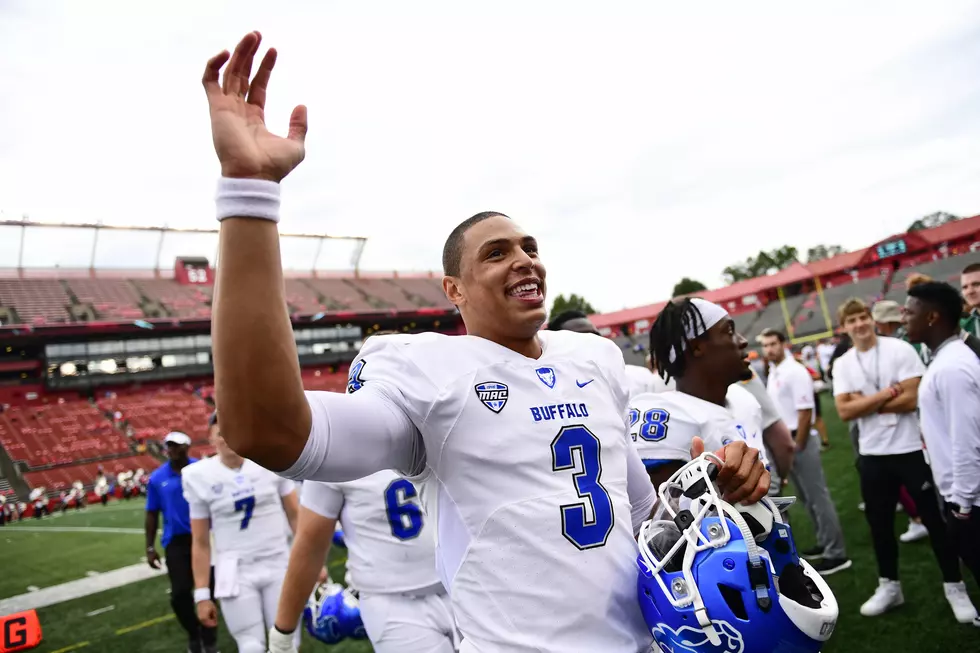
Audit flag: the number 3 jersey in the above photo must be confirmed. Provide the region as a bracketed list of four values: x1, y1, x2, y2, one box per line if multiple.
[628, 385, 767, 470]
[309, 330, 655, 653]
[182, 457, 295, 561]
[300, 472, 442, 595]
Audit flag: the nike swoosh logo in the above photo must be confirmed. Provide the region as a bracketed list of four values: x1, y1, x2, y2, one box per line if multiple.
[576, 379, 594, 388]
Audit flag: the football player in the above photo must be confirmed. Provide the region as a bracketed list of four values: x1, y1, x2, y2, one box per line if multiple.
[182, 413, 301, 653]
[269, 472, 457, 652]
[636, 298, 784, 492]
[203, 31, 771, 653]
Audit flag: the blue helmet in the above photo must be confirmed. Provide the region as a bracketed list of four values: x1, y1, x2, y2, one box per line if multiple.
[302, 582, 366, 644]
[637, 454, 838, 653]
[333, 526, 347, 548]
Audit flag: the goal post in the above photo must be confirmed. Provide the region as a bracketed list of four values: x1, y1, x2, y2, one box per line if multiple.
[776, 275, 835, 345]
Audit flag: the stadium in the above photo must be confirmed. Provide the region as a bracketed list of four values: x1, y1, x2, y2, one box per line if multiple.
[0, 212, 978, 652]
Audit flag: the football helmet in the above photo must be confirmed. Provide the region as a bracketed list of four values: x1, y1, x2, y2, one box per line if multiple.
[637, 453, 838, 653]
[302, 582, 367, 645]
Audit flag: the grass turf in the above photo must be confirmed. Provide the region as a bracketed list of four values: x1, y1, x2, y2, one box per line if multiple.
[3, 394, 978, 650]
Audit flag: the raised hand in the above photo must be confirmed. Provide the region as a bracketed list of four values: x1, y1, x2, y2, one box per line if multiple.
[202, 31, 308, 182]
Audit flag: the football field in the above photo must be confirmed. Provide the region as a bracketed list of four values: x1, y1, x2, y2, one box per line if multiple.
[1, 394, 977, 651]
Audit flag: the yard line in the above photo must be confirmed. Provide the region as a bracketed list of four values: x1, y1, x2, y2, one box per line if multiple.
[1, 526, 143, 534]
[0, 564, 165, 614]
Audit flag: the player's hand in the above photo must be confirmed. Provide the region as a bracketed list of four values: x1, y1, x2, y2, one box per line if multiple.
[202, 31, 308, 182]
[197, 599, 219, 627]
[146, 548, 161, 569]
[267, 626, 299, 653]
[692, 437, 769, 505]
[317, 565, 329, 584]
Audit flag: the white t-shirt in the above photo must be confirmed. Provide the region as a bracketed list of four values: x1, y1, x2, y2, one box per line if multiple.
[628, 386, 766, 469]
[283, 330, 656, 653]
[832, 336, 926, 456]
[624, 363, 674, 396]
[766, 357, 816, 430]
[737, 372, 782, 430]
[816, 343, 835, 374]
[301, 472, 443, 594]
[918, 338, 980, 509]
[183, 457, 295, 562]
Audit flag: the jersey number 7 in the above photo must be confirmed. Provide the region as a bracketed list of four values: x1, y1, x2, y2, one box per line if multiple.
[551, 425, 614, 550]
[234, 496, 255, 530]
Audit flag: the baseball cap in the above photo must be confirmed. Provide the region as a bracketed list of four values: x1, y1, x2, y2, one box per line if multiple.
[163, 431, 192, 446]
[871, 300, 903, 324]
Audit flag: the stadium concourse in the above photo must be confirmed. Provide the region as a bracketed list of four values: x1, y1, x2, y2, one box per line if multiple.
[0, 215, 978, 652]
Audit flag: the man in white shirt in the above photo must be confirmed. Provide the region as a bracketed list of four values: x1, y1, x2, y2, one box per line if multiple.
[832, 298, 975, 622]
[816, 339, 836, 380]
[183, 414, 301, 653]
[761, 329, 850, 576]
[269, 473, 457, 652]
[905, 281, 980, 627]
[203, 31, 771, 653]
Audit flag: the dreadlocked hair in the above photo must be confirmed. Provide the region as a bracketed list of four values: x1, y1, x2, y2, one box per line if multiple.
[649, 298, 707, 384]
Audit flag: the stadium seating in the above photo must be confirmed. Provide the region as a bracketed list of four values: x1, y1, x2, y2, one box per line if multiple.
[64, 279, 146, 321]
[97, 390, 212, 443]
[304, 278, 379, 312]
[887, 250, 980, 301]
[22, 454, 158, 493]
[0, 400, 131, 467]
[0, 279, 72, 325]
[344, 278, 414, 310]
[132, 279, 212, 319]
[284, 279, 328, 316]
[791, 274, 887, 337]
[392, 277, 455, 309]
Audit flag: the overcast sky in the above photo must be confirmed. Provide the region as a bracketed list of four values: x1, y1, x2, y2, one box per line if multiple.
[2, 0, 979, 313]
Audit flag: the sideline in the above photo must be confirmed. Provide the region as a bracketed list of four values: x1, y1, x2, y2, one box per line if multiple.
[0, 563, 165, 614]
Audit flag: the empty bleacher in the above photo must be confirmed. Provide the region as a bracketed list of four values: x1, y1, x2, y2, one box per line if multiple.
[305, 278, 378, 312]
[64, 278, 146, 321]
[887, 250, 980, 301]
[23, 454, 158, 493]
[98, 390, 212, 444]
[0, 279, 72, 325]
[133, 279, 212, 320]
[392, 277, 455, 309]
[284, 279, 327, 316]
[0, 400, 131, 468]
[344, 278, 412, 310]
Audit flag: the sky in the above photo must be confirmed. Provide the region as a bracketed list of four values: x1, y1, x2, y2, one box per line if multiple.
[2, 0, 980, 314]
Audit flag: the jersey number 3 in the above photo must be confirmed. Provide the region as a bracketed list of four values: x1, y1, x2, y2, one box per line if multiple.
[384, 479, 424, 541]
[234, 496, 255, 530]
[551, 425, 614, 550]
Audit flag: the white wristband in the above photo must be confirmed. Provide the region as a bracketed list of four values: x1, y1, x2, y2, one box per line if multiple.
[216, 177, 281, 223]
[193, 587, 212, 603]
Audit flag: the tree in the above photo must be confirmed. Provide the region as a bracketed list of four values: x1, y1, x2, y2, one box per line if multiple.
[548, 293, 597, 320]
[672, 277, 708, 297]
[907, 211, 959, 232]
[805, 244, 845, 263]
[722, 245, 799, 284]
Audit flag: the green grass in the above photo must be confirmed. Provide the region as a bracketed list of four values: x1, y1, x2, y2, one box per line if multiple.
[3, 396, 978, 651]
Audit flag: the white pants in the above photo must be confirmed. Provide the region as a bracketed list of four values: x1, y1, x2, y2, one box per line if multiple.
[359, 589, 458, 653]
[218, 554, 300, 653]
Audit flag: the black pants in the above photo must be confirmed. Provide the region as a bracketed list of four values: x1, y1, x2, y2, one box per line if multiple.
[165, 534, 218, 647]
[945, 503, 980, 587]
[859, 451, 960, 582]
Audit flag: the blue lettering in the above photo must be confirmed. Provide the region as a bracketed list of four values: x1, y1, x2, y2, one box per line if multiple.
[531, 407, 542, 422]
[529, 403, 592, 422]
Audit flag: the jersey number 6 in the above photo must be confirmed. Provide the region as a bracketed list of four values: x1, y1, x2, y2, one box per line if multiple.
[551, 425, 614, 550]
[384, 479, 424, 541]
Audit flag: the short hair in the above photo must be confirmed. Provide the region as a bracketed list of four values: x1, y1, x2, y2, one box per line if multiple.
[649, 298, 707, 383]
[905, 272, 933, 291]
[837, 297, 870, 326]
[759, 328, 787, 343]
[908, 281, 965, 328]
[548, 310, 589, 331]
[442, 211, 509, 277]
[963, 262, 980, 276]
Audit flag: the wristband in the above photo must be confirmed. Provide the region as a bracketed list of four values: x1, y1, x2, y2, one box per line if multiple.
[193, 588, 212, 603]
[216, 177, 281, 223]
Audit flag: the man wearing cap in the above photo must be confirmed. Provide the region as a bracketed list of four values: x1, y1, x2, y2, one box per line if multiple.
[874, 299, 929, 365]
[145, 431, 219, 653]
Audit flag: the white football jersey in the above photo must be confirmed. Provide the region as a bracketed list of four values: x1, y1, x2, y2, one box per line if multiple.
[325, 330, 654, 652]
[624, 363, 675, 395]
[183, 457, 295, 562]
[301, 471, 441, 595]
[629, 385, 767, 469]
